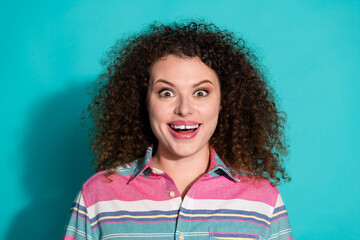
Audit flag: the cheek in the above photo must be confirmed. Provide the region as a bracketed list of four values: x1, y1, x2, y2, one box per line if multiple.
[200, 104, 220, 124]
[148, 101, 168, 125]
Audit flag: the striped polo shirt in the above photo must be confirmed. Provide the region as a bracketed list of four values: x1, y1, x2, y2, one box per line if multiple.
[63, 147, 292, 240]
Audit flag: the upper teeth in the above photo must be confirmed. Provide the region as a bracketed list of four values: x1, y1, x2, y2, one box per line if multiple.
[171, 124, 199, 130]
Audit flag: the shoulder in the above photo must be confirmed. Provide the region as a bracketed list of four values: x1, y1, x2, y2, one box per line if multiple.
[80, 158, 142, 206]
[232, 172, 280, 207]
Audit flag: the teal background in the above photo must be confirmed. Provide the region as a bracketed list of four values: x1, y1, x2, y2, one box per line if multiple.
[1, 0, 359, 239]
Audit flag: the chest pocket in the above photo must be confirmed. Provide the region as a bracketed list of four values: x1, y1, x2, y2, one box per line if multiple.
[209, 226, 260, 240]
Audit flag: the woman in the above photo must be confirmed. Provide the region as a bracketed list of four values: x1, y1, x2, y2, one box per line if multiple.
[63, 22, 292, 240]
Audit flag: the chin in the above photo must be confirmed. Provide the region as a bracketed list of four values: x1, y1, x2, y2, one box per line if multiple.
[165, 141, 209, 158]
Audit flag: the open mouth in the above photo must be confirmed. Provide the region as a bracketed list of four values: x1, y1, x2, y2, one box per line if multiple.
[168, 124, 200, 133]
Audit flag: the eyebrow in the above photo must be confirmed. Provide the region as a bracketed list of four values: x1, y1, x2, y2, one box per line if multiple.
[154, 79, 214, 87]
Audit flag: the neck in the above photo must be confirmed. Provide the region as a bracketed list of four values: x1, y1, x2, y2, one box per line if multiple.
[151, 144, 210, 198]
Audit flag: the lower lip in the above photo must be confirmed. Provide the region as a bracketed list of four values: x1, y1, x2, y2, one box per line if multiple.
[167, 125, 201, 139]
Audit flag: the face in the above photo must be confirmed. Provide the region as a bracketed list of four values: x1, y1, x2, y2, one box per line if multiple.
[147, 55, 221, 159]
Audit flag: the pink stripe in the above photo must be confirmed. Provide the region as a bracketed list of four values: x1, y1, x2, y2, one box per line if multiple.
[178, 217, 270, 229]
[283, 238, 293, 240]
[92, 220, 177, 231]
[84, 172, 178, 206]
[62, 234, 78, 240]
[70, 213, 90, 223]
[83, 152, 279, 206]
[186, 176, 278, 206]
[271, 215, 289, 223]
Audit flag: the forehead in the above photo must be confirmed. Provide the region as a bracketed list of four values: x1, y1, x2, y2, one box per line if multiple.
[150, 55, 218, 84]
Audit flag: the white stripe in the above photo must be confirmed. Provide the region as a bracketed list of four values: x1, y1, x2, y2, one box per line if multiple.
[268, 228, 292, 239]
[176, 231, 209, 236]
[101, 232, 210, 240]
[274, 194, 284, 208]
[87, 198, 182, 218]
[66, 226, 93, 240]
[101, 232, 174, 239]
[74, 191, 87, 207]
[102, 235, 172, 239]
[183, 233, 209, 236]
[270, 228, 291, 236]
[185, 197, 274, 218]
[88, 197, 274, 219]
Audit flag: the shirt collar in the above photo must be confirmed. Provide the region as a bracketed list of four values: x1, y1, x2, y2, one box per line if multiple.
[128, 147, 153, 184]
[207, 147, 240, 182]
[128, 146, 240, 184]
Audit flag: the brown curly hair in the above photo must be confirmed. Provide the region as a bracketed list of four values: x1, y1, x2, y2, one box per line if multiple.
[89, 21, 290, 184]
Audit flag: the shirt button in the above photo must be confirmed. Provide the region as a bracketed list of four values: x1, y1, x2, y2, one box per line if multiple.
[169, 191, 175, 198]
[179, 233, 184, 240]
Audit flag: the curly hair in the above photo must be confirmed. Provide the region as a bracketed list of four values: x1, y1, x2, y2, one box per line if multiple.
[89, 21, 290, 184]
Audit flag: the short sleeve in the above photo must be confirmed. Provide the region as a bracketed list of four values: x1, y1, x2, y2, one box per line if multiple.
[267, 193, 293, 240]
[63, 191, 95, 240]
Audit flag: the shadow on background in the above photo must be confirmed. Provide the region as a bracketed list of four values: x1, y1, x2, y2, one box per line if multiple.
[5, 82, 95, 239]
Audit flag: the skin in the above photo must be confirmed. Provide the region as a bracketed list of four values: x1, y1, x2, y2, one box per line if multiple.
[146, 55, 221, 198]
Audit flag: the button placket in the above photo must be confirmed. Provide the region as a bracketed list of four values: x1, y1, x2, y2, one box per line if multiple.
[169, 191, 176, 198]
[176, 177, 202, 240]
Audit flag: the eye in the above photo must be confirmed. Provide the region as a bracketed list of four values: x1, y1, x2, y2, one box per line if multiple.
[159, 89, 175, 98]
[194, 90, 208, 97]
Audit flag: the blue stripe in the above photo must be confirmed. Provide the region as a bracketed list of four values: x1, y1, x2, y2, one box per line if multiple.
[273, 205, 286, 214]
[90, 210, 179, 228]
[70, 209, 89, 221]
[90, 209, 178, 223]
[92, 216, 177, 229]
[72, 202, 88, 213]
[180, 208, 270, 221]
[179, 214, 270, 226]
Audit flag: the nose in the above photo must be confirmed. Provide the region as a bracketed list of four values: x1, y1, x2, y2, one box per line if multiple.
[174, 96, 193, 116]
